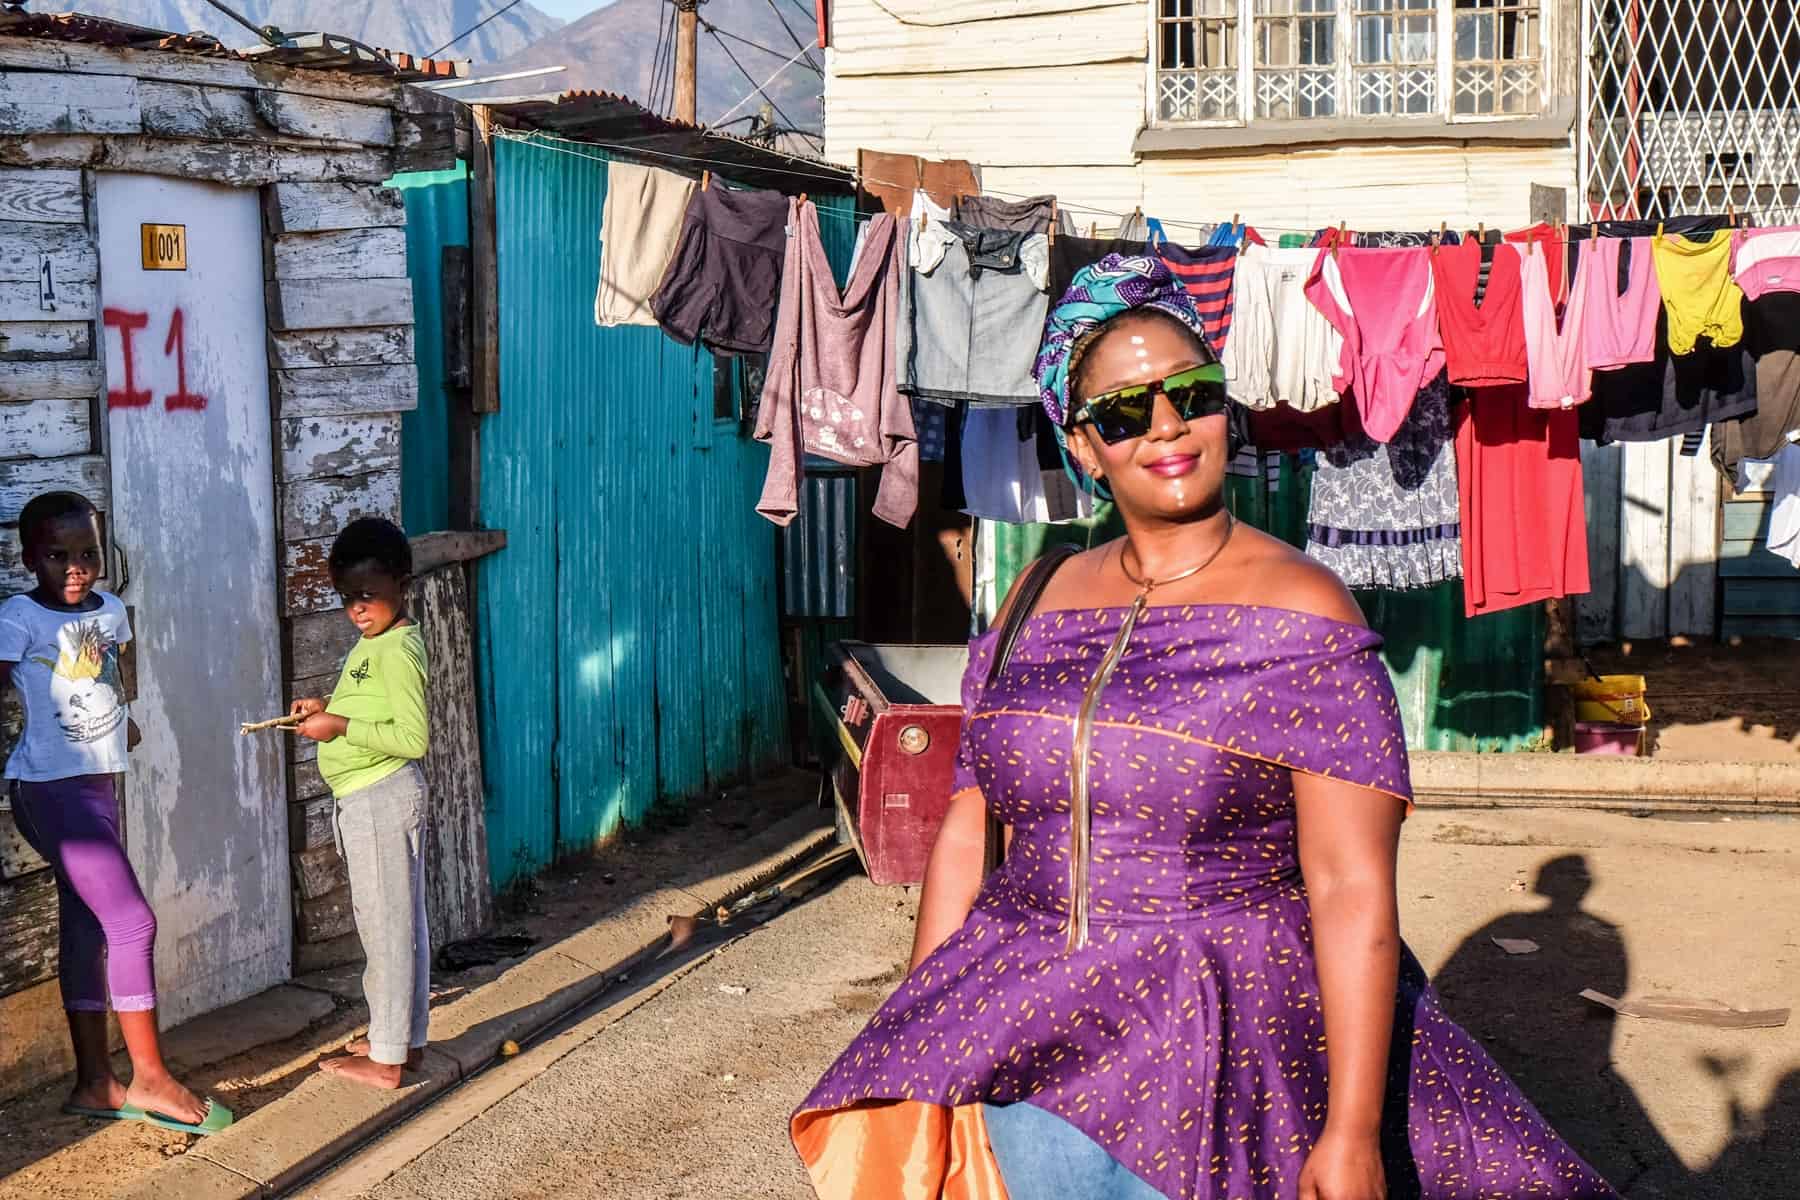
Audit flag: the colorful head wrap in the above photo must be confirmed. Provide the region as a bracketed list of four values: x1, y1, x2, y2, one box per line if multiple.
[1032, 253, 1212, 429]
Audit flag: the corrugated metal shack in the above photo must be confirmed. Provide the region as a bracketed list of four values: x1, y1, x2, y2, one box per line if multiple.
[0, 10, 476, 1099]
[408, 94, 858, 888]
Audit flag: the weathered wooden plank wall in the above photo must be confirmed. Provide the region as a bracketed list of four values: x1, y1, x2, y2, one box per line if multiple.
[409, 564, 493, 949]
[0, 158, 103, 999]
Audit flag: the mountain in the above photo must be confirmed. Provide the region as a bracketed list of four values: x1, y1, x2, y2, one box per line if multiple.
[469, 0, 823, 136]
[64, 0, 563, 63]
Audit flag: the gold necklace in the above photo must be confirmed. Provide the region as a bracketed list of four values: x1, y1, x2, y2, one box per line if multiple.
[1118, 512, 1237, 598]
[1063, 512, 1236, 953]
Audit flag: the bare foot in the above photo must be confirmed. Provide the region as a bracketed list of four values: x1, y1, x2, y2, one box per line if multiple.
[319, 1053, 404, 1090]
[66, 1075, 128, 1113]
[124, 1071, 208, 1125]
[340, 1039, 425, 1069]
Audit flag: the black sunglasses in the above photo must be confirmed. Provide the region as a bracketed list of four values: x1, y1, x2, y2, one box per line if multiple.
[1069, 363, 1229, 445]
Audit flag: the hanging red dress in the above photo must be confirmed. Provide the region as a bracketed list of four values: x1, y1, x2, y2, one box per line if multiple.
[1455, 386, 1591, 617]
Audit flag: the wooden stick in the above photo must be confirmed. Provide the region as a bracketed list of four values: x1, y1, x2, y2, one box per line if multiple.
[240, 713, 304, 734]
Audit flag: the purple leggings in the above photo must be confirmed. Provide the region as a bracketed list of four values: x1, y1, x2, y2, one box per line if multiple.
[10, 775, 157, 1013]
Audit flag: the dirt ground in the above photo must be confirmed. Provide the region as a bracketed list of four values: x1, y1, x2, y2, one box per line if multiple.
[1584, 638, 1800, 762]
[330, 806, 1800, 1200]
[0, 771, 816, 1200]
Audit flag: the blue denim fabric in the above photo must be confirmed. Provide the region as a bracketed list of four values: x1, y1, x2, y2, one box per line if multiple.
[982, 1102, 1167, 1200]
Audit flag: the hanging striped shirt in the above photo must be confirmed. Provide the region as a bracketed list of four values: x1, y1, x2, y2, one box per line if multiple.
[1155, 242, 1238, 354]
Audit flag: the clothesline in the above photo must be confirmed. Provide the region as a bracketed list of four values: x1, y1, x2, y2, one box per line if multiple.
[502, 128, 1786, 246]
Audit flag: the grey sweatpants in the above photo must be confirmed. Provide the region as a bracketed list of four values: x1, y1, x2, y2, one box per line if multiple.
[334, 763, 431, 1066]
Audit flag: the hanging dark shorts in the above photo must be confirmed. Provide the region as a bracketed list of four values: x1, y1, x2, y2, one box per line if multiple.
[650, 185, 789, 355]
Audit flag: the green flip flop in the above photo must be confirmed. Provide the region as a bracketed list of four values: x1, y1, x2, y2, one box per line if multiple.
[61, 1101, 147, 1122]
[138, 1098, 234, 1136]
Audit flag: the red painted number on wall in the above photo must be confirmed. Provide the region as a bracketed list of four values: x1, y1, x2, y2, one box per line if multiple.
[103, 307, 208, 413]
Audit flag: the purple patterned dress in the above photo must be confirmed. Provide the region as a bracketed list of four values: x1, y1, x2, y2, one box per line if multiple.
[794, 604, 1615, 1200]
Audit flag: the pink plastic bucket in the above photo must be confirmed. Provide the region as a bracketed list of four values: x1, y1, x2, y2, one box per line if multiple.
[1573, 721, 1643, 756]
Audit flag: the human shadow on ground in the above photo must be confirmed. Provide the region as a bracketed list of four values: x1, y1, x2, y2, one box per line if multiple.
[1431, 853, 1800, 1199]
[1430, 855, 1680, 1194]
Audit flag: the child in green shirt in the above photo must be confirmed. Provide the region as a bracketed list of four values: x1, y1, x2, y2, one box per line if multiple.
[291, 517, 430, 1089]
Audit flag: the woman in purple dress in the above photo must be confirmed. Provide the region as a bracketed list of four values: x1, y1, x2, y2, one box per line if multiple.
[792, 256, 1615, 1200]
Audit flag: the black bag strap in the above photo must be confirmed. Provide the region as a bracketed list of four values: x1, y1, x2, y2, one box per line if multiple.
[986, 543, 1079, 690]
[980, 543, 1078, 875]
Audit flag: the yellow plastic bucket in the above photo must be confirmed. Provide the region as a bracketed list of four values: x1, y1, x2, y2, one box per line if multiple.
[1572, 675, 1650, 726]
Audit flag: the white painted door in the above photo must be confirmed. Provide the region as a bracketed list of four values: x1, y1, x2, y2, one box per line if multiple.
[97, 175, 289, 1024]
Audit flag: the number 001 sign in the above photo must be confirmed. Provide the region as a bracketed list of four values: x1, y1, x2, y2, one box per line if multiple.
[140, 224, 187, 271]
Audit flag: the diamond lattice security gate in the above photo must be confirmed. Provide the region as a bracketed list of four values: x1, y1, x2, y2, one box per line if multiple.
[1583, 0, 1800, 222]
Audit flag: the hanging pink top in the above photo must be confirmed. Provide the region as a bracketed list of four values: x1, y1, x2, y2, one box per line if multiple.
[1580, 236, 1660, 370]
[1520, 243, 1591, 410]
[1304, 247, 1444, 444]
[1732, 227, 1800, 299]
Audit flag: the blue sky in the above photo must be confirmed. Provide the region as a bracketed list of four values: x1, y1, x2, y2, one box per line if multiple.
[533, 0, 615, 19]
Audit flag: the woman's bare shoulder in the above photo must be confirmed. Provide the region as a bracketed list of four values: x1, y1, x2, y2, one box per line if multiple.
[1229, 526, 1368, 627]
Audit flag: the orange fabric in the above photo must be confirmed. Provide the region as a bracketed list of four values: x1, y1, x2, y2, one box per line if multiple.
[792, 1100, 1011, 1200]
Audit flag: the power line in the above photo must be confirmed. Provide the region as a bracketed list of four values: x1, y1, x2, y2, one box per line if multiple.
[703, 24, 811, 137]
[649, 0, 675, 116]
[701, 17, 822, 76]
[761, 0, 822, 75]
[427, 0, 528, 59]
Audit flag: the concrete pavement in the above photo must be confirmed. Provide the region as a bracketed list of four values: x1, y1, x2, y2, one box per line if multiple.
[304, 807, 1800, 1200]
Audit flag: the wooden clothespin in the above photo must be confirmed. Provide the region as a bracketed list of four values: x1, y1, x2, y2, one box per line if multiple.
[1728, 201, 1737, 227]
[1133, 205, 1143, 221]
[701, 170, 711, 192]
[1433, 220, 1445, 254]
[1049, 200, 1058, 248]
[797, 193, 807, 208]
[1088, 221, 1098, 238]
[1331, 221, 1346, 258]
[1477, 221, 1485, 243]
[1656, 220, 1665, 241]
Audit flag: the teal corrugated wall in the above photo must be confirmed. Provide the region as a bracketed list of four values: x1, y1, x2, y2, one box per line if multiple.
[388, 163, 470, 534]
[478, 137, 790, 887]
[984, 460, 1544, 751]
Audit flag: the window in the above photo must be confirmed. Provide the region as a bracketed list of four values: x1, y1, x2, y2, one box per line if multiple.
[1453, 0, 1541, 114]
[1254, 0, 1337, 119]
[1157, 0, 1240, 122]
[1154, 0, 1543, 126]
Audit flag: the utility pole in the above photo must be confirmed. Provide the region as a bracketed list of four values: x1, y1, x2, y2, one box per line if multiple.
[673, 0, 701, 124]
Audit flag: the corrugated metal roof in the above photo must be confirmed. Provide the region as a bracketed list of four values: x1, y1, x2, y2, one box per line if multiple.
[487, 90, 854, 194]
[0, 10, 465, 82]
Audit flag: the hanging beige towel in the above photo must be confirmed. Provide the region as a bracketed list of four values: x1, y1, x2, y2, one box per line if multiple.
[596, 161, 696, 327]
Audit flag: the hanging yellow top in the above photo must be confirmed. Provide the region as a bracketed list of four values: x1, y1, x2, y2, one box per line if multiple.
[1651, 231, 1744, 354]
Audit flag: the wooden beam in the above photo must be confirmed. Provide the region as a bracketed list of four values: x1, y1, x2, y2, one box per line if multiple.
[285, 608, 360, 679]
[0, 69, 139, 134]
[139, 80, 261, 140]
[264, 182, 405, 235]
[268, 325, 414, 371]
[270, 227, 408, 281]
[0, 320, 92, 362]
[0, 220, 95, 284]
[0, 278, 96, 322]
[0, 135, 393, 186]
[410, 530, 508, 575]
[0, 36, 403, 107]
[0, 396, 92, 460]
[265, 278, 413, 332]
[469, 105, 500, 415]
[1668, 443, 1720, 637]
[253, 91, 394, 148]
[0, 870, 58, 993]
[0, 455, 108, 523]
[394, 109, 457, 174]
[279, 413, 402, 481]
[0, 360, 101, 401]
[1620, 440, 1672, 639]
[282, 537, 337, 616]
[280, 467, 402, 543]
[0, 168, 83, 223]
[273, 365, 417, 417]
